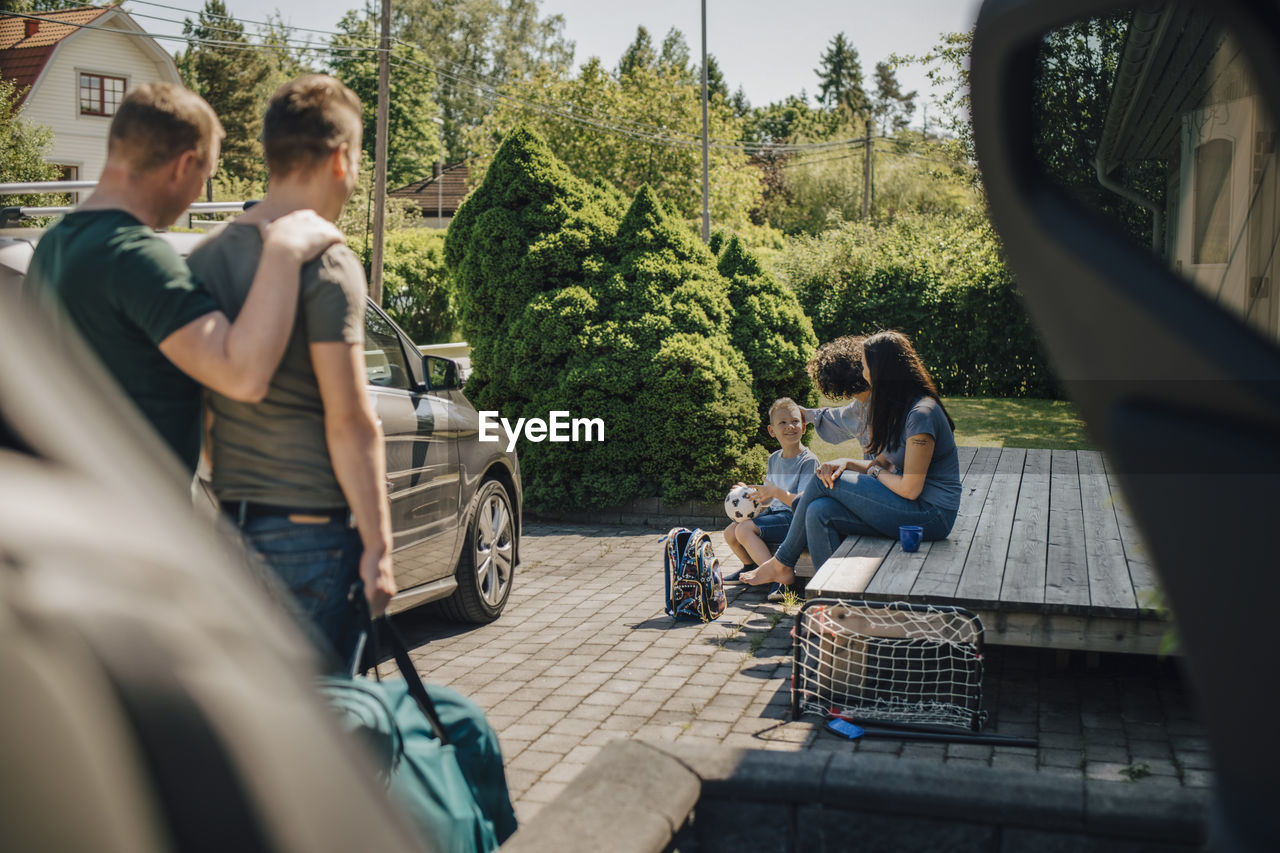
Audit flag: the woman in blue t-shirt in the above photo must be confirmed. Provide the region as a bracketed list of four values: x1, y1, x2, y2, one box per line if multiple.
[742, 330, 962, 586]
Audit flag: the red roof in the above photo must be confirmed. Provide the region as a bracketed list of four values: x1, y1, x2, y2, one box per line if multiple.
[0, 7, 113, 104]
[390, 162, 471, 218]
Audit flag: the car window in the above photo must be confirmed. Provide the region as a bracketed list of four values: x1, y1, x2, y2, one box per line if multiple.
[1032, 5, 1279, 346]
[364, 310, 413, 391]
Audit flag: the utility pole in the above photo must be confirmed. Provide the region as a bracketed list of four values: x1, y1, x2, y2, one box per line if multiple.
[862, 118, 872, 220]
[700, 0, 710, 243]
[433, 116, 445, 230]
[370, 0, 391, 306]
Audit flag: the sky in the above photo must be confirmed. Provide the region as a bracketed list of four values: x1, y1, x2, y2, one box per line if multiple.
[536, 0, 982, 122]
[133, 0, 982, 128]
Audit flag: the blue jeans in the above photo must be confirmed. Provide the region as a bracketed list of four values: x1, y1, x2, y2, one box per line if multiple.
[235, 513, 363, 670]
[774, 473, 956, 570]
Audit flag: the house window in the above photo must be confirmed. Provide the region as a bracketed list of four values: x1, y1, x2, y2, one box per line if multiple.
[56, 165, 79, 181]
[79, 73, 126, 117]
[1193, 138, 1233, 265]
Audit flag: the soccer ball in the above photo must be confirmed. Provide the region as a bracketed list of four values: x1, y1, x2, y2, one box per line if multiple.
[724, 485, 760, 521]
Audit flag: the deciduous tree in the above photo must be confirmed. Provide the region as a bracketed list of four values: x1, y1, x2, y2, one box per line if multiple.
[871, 60, 916, 134]
[394, 0, 573, 162]
[466, 48, 762, 231]
[0, 78, 61, 209]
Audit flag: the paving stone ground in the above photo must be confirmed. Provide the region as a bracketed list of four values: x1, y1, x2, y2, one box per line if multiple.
[393, 522, 1211, 822]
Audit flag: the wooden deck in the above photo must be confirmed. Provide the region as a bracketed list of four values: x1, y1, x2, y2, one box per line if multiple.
[803, 447, 1168, 654]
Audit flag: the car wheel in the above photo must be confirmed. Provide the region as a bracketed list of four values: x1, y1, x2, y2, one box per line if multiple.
[438, 479, 515, 623]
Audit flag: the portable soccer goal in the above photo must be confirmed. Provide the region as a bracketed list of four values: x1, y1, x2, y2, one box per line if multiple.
[791, 598, 988, 732]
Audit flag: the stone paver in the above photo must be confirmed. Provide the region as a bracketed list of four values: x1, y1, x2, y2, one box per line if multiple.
[395, 522, 1211, 822]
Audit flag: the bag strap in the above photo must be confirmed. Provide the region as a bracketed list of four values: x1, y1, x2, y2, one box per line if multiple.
[347, 583, 450, 745]
[371, 616, 451, 746]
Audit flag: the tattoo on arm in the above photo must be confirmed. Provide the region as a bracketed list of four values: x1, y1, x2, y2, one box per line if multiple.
[911, 437, 929, 447]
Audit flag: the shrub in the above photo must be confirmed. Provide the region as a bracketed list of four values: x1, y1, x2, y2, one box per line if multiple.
[350, 228, 457, 344]
[777, 212, 1058, 398]
[447, 129, 772, 510]
[598, 186, 765, 504]
[379, 229, 456, 344]
[715, 233, 818, 434]
[445, 125, 623, 406]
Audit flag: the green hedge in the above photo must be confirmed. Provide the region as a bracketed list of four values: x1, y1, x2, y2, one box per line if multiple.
[446, 128, 813, 511]
[777, 213, 1059, 399]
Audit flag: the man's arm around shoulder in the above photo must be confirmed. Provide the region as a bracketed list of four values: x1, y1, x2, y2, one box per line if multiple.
[159, 210, 343, 402]
[312, 340, 397, 615]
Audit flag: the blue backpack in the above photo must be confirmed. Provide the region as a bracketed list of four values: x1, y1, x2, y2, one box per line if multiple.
[663, 527, 727, 622]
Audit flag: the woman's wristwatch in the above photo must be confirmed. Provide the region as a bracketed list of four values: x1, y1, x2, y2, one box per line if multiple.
[868, 464, 882, 480]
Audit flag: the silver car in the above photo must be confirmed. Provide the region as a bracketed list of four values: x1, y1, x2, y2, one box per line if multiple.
[0, 225, 520, 623]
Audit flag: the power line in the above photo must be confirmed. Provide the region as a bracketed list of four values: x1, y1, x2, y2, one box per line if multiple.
[781, 142, 973, 170]
[121, 0, 878, 154]
[5, 6, 910, 157]
[0, 8, 371, 55]
[126, 0, 344, 39]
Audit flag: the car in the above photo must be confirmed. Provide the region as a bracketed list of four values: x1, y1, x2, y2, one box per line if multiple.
[0, 219, 520, 623]
[972, 0, 1280, 847]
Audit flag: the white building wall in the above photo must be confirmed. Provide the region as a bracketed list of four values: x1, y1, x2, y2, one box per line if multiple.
[20, 16, 180, 181]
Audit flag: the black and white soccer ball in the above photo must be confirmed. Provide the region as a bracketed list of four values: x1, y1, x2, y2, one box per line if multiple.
[724, 485, 760, 521]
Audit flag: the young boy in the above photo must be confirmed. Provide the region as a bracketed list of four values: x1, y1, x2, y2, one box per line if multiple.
[724, 398, 818, 601]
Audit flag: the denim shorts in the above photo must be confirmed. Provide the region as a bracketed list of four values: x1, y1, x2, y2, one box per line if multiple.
[752, 509, 795, 545]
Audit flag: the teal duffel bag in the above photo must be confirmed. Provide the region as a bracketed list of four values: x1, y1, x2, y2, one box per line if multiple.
[320, 618, 517, 853]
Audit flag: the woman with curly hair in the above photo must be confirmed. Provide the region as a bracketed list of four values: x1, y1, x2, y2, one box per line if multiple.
[743, 330, 962, 587]
[803, 334, 872, 454]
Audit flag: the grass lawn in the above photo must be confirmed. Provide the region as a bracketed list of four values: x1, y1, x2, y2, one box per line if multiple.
[806, 396, 1093, 463]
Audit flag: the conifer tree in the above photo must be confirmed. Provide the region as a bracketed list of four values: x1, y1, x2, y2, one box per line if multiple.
[444, 126, 622, 415]
[617, 26, 657, 79]
[329, 10, 443, 187]
[815, 33, 867, 118]
[716, 234, 818, 432]
[177, 0, 271, 184]
[447, 129, 770, 509]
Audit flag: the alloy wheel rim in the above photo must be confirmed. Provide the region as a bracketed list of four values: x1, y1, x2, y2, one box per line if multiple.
[474, 491, 513, 607]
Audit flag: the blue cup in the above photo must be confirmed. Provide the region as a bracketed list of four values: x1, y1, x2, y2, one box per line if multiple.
[899, 525, 924, 552]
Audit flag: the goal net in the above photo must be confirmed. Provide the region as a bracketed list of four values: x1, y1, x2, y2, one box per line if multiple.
[792, 598, 988, 732]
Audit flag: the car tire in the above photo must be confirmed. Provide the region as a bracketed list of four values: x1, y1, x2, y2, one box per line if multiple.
[438, 479, 515, 623]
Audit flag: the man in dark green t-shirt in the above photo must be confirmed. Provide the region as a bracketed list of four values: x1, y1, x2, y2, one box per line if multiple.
[24, 82, 341, 472]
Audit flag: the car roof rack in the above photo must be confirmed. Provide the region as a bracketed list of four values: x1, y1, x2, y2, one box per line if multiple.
[0, 181, 256, 227]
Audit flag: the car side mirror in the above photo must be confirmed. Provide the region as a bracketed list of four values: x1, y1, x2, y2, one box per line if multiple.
[423, 355, 460, 391]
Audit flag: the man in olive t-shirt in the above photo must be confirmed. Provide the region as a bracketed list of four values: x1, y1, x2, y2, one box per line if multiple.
[189, 227, 366, 507]
[24, 82, 341, 473]
[190, 75, 396, 666]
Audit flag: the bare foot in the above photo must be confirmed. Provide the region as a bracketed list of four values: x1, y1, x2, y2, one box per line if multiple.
[741, 557, 795, 586]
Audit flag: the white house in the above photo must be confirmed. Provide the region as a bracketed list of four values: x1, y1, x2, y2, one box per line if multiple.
[1098, 7, 1279, 339]
[0, 6, 183, 182]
